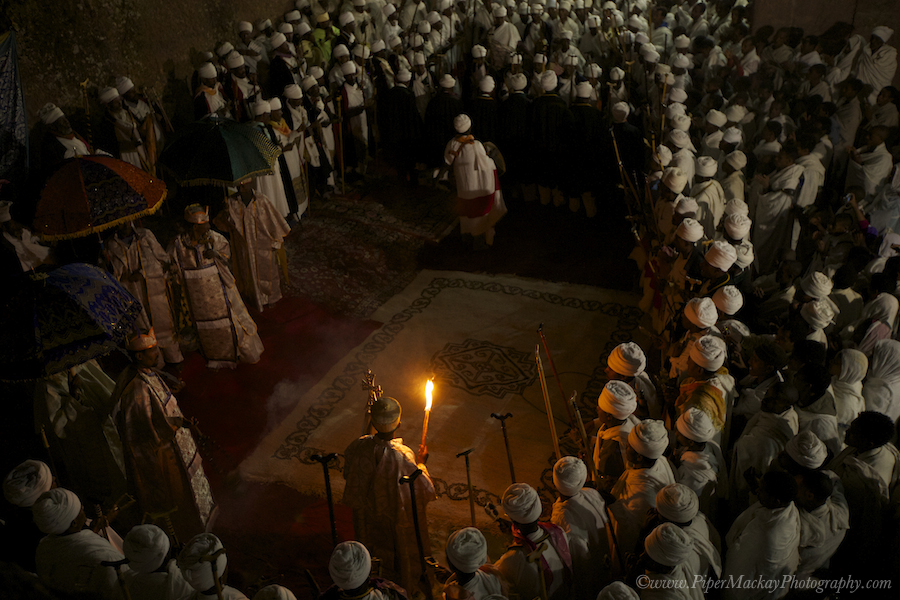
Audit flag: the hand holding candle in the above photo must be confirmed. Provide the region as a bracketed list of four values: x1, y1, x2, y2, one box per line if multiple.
[419, 379, 434, 464]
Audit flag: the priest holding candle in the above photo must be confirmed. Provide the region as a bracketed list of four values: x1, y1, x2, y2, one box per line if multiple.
[341, 381, 435, 596]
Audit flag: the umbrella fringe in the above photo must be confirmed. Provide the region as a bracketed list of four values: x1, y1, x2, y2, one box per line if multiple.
[38, 190, 168, 242]
[177, 167, 276, 188]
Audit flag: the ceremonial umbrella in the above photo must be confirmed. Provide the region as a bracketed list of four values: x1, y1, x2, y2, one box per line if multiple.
[32, 155, 167, 241]
[0, 263, 141, 381]
[158, 116, 281, 187]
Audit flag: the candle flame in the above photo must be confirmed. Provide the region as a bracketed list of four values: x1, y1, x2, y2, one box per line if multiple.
[425, 379, 434, 411]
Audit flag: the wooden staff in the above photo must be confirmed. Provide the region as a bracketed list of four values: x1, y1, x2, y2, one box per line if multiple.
[200, 547, 226, 600]
[537, 324, 577, 429]
[570, 392, 599, 485]
[79, 78, 93, 148]
[535, 345, 561, 461]
[100, 559, 131, 600]
[526, 542, 549, 600]
[312, 453, 339, 546]
[399, 469, 434, 600]
[490, 412, 516, 483]
[456, 448, 477, 526]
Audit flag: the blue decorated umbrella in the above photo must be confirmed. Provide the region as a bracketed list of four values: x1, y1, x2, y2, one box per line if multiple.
[0, 263, 141, 380]
[158, 116, 281, 187]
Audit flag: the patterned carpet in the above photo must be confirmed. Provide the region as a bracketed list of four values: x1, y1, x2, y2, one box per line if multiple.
[240, 270, 642, 563]
[283, 180, 458, 318]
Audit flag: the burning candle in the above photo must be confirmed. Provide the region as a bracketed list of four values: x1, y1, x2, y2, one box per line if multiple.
[421, 379, 434, 448]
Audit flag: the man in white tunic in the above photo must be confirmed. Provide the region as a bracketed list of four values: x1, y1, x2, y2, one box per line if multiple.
[489, 5, 521, 70]
[856, 27, 897, 104]
[749, 147, 804, 274]
[845, 126, 893, 198]
[654, 484, 722, 580]
[325, 541, 408, 600]
[593, 380, 641, 492]
[124, 524, 193, 600]
[178, 533, 248, 599]
[442, 527, 507, 599]
[638, 523, 703, 600]
[673, 407, 726, 520]
[794, 470, 849, 578]
[34, 488, 128, 600]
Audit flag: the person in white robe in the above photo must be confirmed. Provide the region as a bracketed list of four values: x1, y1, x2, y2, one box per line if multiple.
[124, 524, 193, 600]
[668, 130, 696, 189]
[691, 156, 726, 238]
[862, 339, 900, 423]
[268, 98, 308, 218]
[720, 150, 747, 203]
[793, 366, 843, 457]
[654, 484, 722, 580]
[610, 419, 676, 556]
[34, 488, 129, 600]
[865, 85, 899, 129]
[251, 101, 291, 217]
[846, 126, 894, 198]
[606, 342, 660, 420]
[827, 349, 868, 440]
[593, 380, 641, 493]
[856, 26, 898, 104]
[99, 87, 147, 170]
[443, 528, 507, 599]
[638, 523, 703, 600]
[723, 471, 801, 600]
[551, 456, 610, 597]
[489, 6, 521, 70]
[0, 201, 53, 271]
[749, 148, 804, 274]
[327, 541, 408, 600]
[794, 470, 849, 578]
[673, 408, 726, 521]
[494, 482, 583, 600]
[866, 166, 900, 234]
[826, 32, 865, 90]
[169, 204, 264, 368]
[831, 79, 863, 169]
[213, 179, 291, 313]
[105, 223, 183, 364]
[341, 396, 434, 593]
[178, 533, 248, 599]
[730, 382, 799, 511]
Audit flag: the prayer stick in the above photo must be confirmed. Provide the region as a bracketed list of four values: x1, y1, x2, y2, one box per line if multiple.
[490, 412, 516, 483]
[535, 345, 561, 461]
[456, 448, 477, 526]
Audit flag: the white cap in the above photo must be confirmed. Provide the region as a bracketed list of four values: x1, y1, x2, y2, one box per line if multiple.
[334, 44, 350, 58]
[371, 39, 386, 53]
[278, 23, 294, 35]
[99, 86, 119, 104]
[396, 68, 412, 83]
[216, 42, 235, 57]
[238, 21, 253, 33]
[472, 44, 487, 58]
[198, 62, 218, 79]
[541, 70, 558, 92]
[285, 10, 301, 21]
[268, 97, 283, 111]
[284, 84, 303, 99]
[339, 12, 355, 26]
[226, 52, 245, 69]
[479, 76, 495, 93]
[440, 74, 456, 88]
[253, 100, 272, 115]
[417, 21, 431, 34]
[413, 51, 426, 66]
[454, 114, 472, 133]
[297, 22, 312, 36]
[872, 26, 894, 43]
[116, 76, 135, 95]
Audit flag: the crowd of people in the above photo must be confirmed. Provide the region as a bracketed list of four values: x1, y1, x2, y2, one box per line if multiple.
[4, 0, 900, 598]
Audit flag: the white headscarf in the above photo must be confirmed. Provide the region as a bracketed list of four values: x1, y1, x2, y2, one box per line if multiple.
[628, 419, 669, 459]
[178, 533, 227, 591]
[32, 488, 81, 535]
[124, 524, 171, 574]
[502, 483, 543, 523]
[831, 349, 868, 428]
[3, 460, 53, 508]
[863, 339, 900, 420]
[860, 292, 899, 330]
[328, 541, 371, 590]
[446, 527, 488, 573]
[553, 456, 587, 496]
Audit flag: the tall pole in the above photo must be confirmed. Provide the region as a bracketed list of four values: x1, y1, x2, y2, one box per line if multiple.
[490, 412, 516, 483]
[312, 453, 339, 547]
[456, 448, 477, 526]
[400, 469, 433, 600]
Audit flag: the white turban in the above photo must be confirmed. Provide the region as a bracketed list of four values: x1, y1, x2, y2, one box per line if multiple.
[253, 585, 298, 600]
[872, 26, 894, 43]
[786, 431, 828, 469]
[124, 524, 171, 574]
[609, 66, 625, 81]
[674, 35, 690, 48]
[598, 581, 640, 600]
[3, 460, 53, 508]
[502, 483, 542, 523]
[801, 272, 833, 300]
[493, 4, 508, 16]
[339, 12, 355, 26]
[725, 105, 746, 123]
[309, 66, 325, 80]
[371, 40, 386, 53]
[178, 533, 227, 591]
[334, 44, 350, 58]
[628, 14, 643, 30]
[705, 240, 737, 272]
[684, 297, 718, 329]
[706, 110, 727, 128]
[636, 33, 651, 46]
[510, 53, 523, 65]
[724, 213, 751, 240]
[269, 97, 283, 111]
[198, 62, 218, 79]
[723, 127, 743, 145]
[534, 53, 547, 65]
[641, 45, 660, 63]
[285, 10, 301, 21]
[440, 74, 456, 88]
[725, 150, 747, 170]
[668, 87, 688, 103]
[612, 101, 630, 122]
[628, 419, 669, 459]
[671, 114, 691, 132]
[696, 156, 717, 178]
[563, 53, 579, 67]
[541, 71, 558, 92]
[454, 114, 472, 133]
[644, 522, 694, 566]
[284, 84, 303, 99]
[724, 198, 749, 217]
[329, 541, 371, 590]
[510, 73, 528, 91]
[734, 240, 754, 269]
[32, 488, 81, 535]
[396, 68, 412, 83]
[654, 145, 673, 168]
[662, 167, 687, 193]
[689, 335, 727, 371]
[576, 81, 593, 98]
[446, 527, 488, 573]
[383, 4, 396, 16]
[560, 30, 574, 40]
[278, 23, 294, 35]
[665, 103, 686, 119]
[656, 484, 700, 525]
[479, 76, 495, 93]
[216, 42, 234, 57]
[301, 76, 318, 91]
[472, 44, 487, 58]
[668, 129, 696, 152]
[607, 342, 646, 377]
[553, 456, 587, 496]
[116, 76, 135, 95]
[226, 52, 245, 69]
[238, 21, 253, 33]
[96, 83, 123, 106]
[417, 21, 431, 34]
[428, 11, 442, 24]
[297, 22, 312, 36]
[713, 285, 743, 315]
[586, 63, 602, 78]
[674, 196, 698, 216]
[270, 32, 288, 49]
[341, 61, 357, 75]
[801, 300, 835, 330]
[598, 380, 637, 419]
[673, 54, 691, 69]
[675, 218, 704, 242]
[253, 100, 272, 116]
[675, 407, 716, 443]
